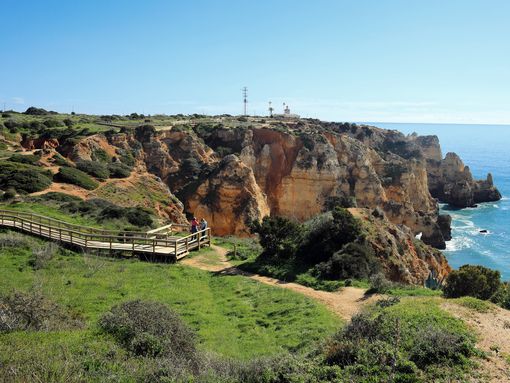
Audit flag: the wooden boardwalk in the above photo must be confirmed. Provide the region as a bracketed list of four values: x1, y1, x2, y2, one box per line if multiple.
[0, 209, 210, 259]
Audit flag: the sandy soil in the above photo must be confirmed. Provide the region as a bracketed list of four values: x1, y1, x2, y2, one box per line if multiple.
[181, 244, 380, 321]
[442, 302, 510, 382]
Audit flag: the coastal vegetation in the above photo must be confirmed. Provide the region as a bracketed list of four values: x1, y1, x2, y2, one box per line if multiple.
[1, 108, 508, 381]
[0, 229, 482, 382]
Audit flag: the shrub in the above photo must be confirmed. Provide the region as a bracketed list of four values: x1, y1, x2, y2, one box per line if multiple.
[54, 167, 99, 190]
[314, 242, 380, 280]
[299, 207, 364, 264]
[99, 205, 125, 220]
[98, 300, 196, 359]
[107, 162, 132, 178]
[7, 153, 41, 165]
[36, 191, 83, 203]
[52, 153, 71, 167]
[63, 118, 74, 127]
[0, 289, 83, 332]
[368, 272, 393, 293]
[2, 187, 16, 200]
[0, 161, 52, 193]
[323, 195, 357, 210]
[443, 264, 501, 300]
[76, 160, 110, 180]
[249, 216, 304, 259]
[28, 243, 59, 270]
[91, 149, 110, 163]
[0, 231, 33, 249]
[325, 306, 475, 379]
[409, 326, 474, 368]
[126, 208, 153, 227]
[3, 119, 21, 132]
[42, 118, 64, 128]
[491, 283, 510, 309]
[116, 148, 136, 167]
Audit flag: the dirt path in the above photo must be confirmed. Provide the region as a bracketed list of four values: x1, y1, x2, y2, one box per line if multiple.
[181, 245, 380, 321]
[442, 302, 510, 382]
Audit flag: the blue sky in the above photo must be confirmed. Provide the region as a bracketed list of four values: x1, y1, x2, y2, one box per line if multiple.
[1, 0, 510, 123]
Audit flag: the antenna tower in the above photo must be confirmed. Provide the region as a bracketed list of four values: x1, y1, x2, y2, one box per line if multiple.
[242, 87, 248, 116]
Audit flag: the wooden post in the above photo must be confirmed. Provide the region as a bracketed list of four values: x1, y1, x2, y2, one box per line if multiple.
[174, 241, 178, 257]
[186, 237, 188, 252]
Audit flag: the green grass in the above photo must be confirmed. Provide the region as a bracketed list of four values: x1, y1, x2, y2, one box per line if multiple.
[374, 297, 475, 346]
[386, 284, 444, 297]
[1, 202, 104, 228]
[452, 296, 495, 313]
[0, 237, 341, 360]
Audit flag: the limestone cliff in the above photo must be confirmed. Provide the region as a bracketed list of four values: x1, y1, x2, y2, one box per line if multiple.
[424, 152, 501, 207]
[186, 155, 270, 236]
[12, 116, 501, 284]
[353, 208, 451, 285]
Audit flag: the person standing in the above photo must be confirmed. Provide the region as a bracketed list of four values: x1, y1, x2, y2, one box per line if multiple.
[199, 218, 208, 241]
[190, 217, 198, 239]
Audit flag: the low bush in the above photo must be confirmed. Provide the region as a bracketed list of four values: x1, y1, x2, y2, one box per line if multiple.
[126, 207, 153, 227]
[0, 161, 52, 193]
[51, 153, 72, 167]
[116, 148, 136, 167]
[0, 231, 33, 249]
[367, 272, 393, 294]
[76, 160, 110, 180]
[2, 187, 16, 200]
[107, 162, 132, 178]
[324, 301, 476, 381]
[43, 118, 64, 128]
[0, 289, 83, 332]
[443, 264, 501, 300]
[7, 153, 41, 165]
[314, 242, 380, 280]
[98, 300, 196, 359]
[28, 242, 59, 270]
[36, 191, 83, 203]
[54, 166, 99, 190]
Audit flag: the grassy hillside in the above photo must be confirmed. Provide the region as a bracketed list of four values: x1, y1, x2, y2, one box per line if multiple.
[0, 232, 340, 361]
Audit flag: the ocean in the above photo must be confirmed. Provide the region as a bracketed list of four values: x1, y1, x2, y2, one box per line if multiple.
[374, 123, 510, 281]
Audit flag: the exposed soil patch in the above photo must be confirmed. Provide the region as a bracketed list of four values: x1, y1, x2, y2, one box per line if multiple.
[442, 302, 510, 383]
[181, 244, 380, 321]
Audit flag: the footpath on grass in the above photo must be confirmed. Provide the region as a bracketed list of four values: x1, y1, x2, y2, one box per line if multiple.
[182, 244, 510, 383]
[181, 244, 381, 321]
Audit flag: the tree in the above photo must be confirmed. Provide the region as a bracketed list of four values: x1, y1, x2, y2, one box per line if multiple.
[300, 207, 364, 264]
[443, 265, 501, 300]
[249, 216, 304, 259]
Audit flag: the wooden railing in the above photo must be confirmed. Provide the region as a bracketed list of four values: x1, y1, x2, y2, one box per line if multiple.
[0, 209, 210, 258]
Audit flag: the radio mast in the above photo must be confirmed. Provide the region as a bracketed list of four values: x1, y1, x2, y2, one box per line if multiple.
[242, 87, 248, 116]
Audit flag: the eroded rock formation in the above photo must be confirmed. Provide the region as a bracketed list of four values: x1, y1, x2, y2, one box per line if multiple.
[20, 117, 500, 284]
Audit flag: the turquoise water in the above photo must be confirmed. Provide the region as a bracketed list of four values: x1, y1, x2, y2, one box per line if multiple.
[373, 123, 510, 281]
